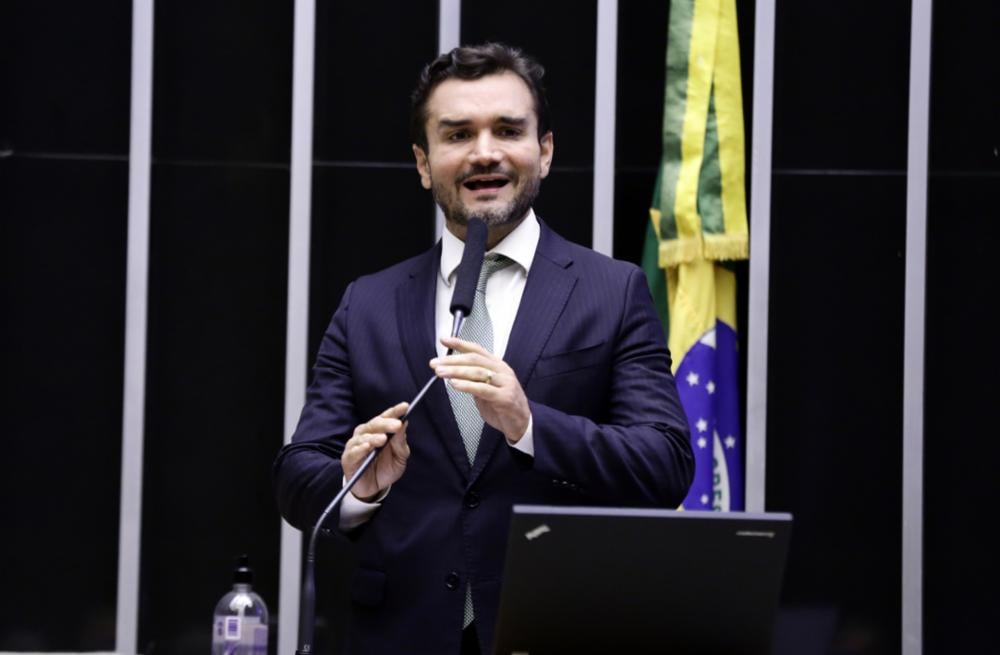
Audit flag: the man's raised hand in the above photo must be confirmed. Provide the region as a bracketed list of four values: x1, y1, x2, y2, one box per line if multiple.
[341, 402, 410, 502]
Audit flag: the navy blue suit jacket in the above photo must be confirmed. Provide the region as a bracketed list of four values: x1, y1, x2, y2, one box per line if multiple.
[273, 221, 693, 654]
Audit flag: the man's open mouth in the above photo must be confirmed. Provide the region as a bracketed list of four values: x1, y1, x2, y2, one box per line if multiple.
[463, 177, 509, 191]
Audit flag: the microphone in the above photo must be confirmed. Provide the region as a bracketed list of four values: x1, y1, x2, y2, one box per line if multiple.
[295, 219, 489, 654]
[450, 218, 489, 317]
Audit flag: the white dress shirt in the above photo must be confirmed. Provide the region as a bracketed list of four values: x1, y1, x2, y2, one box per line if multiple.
[340, 211, 541, 529]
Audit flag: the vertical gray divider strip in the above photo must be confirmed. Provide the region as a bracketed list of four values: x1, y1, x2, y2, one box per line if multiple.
[116, 0, 154, 652]
[434, 0, 461, 241]
[592, 0, 618, 256]
[278, 0, 316, 653]
[903, 1, 932, 652]
[744, 0, 775, 513]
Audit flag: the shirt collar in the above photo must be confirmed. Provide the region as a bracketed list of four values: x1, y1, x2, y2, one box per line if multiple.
[439, 209, 540, 286]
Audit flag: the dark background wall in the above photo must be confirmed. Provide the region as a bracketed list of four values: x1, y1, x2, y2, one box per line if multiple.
[1, 3, 131, 650]
[137, 2, 293, 652]
[766, 1, 910, 652]
[922, 1, 1000, 651]
[2, 1, 996, 653]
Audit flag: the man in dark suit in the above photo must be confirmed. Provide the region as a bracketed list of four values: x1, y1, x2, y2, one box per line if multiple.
[273, 43, 693, 655]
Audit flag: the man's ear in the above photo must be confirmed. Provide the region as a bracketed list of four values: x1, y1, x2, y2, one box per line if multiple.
[539, 131, 554, 179]
[413, 145, 432, 190]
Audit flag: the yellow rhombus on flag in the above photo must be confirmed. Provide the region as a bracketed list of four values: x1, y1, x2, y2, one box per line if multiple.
[641, 0, 748, 511]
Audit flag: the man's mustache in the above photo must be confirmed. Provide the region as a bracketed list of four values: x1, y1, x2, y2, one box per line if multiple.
[457, 165, 517, 185]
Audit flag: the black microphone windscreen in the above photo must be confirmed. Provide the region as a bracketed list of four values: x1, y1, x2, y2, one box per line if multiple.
[450, 219, 488, 316]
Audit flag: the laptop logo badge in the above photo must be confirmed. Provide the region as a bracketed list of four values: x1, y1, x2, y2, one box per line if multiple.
[736, 530, 776, 538]
[525, 524, 551, 541]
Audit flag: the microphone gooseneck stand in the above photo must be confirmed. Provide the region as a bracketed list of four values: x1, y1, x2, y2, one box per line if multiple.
[296, 220, 488, 654]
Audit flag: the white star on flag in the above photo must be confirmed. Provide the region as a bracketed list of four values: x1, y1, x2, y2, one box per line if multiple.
[706, 381, 715, 394]
[724, 435, 737, 449]
[697, 436, 708, 449]
[696, 418, 708, 432]
[686, 372, 699, 386]
[700, 494, 710, 505]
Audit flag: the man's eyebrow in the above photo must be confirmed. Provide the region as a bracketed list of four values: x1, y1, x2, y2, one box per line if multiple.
[437, 118, 471, 129]
[436, 116, 529, 129]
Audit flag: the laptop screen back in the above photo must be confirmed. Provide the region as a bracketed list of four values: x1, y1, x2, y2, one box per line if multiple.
[492, 505, 792, 655]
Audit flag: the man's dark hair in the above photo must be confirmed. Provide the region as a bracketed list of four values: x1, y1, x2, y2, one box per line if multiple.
[410, 42, 551, 152]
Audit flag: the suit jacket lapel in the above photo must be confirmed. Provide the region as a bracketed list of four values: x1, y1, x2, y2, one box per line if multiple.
[470, 221, 577, 481]
[397, 245, 472, 478]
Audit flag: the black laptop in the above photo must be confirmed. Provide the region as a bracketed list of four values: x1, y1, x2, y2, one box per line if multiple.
[492, 505, 792, 655]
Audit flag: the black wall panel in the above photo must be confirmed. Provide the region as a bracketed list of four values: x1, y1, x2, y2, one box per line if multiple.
[926, 3, 1000, 173]
[139, 2, 292, 652]
[924, 2, 1000, 651]
[0, 157, 126, 651]
[0, 3, 131, 155]
[307, 0, 438, 363]
[152, 1, 292, 163]
[923, 176, 1000, 652]
[140, 165, 288, 653]
[308, 0, 438, 352]
[766, 2, 911, 651]
[767, 174, 905, 654]
[308, 165, 436, 361]
[0, 1, 129, 650]
[612, 0, 669, 265]
[614, 0, 671, 173]
[614, 171, 661, 262]
[533, 169, 594, 248]
[313, 1, 437, 164]
[772, 0, 911, 171]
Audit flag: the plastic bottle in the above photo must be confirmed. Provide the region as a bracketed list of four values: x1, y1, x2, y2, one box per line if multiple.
[211, 554, 269, 654]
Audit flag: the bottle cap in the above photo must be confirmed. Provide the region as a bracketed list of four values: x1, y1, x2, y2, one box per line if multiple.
[233, 554, 253, 584]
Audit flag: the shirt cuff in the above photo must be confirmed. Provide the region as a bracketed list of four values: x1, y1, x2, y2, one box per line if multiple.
[507, 414, 534, 457]
[338, 477, 389, 530]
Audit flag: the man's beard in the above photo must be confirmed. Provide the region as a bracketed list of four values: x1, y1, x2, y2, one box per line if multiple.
[431, 166, 541, 228]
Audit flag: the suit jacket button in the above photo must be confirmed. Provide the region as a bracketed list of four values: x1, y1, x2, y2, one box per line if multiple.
[465, 491, 480, 509]
[445, 572, 460, 590]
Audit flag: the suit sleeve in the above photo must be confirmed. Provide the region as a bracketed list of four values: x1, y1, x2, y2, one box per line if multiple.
[272, 283, 358, 532]
[527, 267, 694, 508]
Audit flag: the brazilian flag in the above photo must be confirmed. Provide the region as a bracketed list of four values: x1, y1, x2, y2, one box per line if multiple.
[642, 0, 748, 511]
